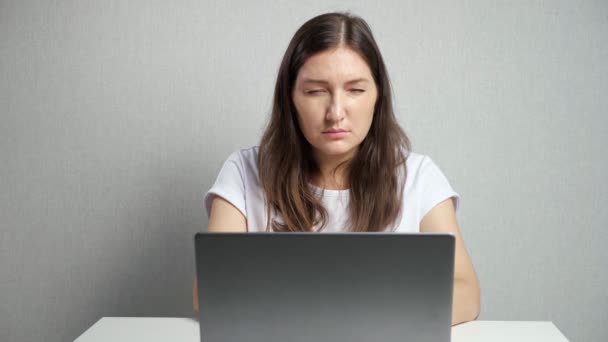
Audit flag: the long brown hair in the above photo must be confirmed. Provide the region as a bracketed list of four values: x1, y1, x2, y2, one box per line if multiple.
[257, 12, 411, 232]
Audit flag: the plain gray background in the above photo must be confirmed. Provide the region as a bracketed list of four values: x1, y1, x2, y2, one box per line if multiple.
[1, 1, 606, 341]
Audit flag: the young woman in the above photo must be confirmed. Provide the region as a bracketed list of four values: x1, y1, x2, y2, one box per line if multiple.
[195, 12, 480, 326]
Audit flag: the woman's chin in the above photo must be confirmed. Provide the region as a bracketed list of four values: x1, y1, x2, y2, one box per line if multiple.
[314, 143, 357, 158]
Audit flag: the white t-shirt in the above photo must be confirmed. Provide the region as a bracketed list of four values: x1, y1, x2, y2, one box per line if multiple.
[204, 146, 460, 233]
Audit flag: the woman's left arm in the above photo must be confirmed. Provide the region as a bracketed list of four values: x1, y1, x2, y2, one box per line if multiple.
[420, 198, 481, 326]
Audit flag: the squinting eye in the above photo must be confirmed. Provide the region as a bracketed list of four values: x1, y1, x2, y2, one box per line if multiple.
[351, 89, 365, 93]
[307, 90, 325, 94]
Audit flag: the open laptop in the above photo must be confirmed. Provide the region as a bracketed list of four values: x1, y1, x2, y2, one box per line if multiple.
[194, 232, 455, 342]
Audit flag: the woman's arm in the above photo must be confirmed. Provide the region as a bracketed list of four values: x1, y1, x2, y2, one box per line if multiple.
[193, 196, 247, 316]
[419, 198, 481, 326]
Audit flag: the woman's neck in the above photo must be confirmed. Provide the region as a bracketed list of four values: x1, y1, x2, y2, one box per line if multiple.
[310, 149, 355, 190]
[311, 169, 348, 190]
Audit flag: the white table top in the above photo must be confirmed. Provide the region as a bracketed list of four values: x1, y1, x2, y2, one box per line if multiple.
[74, 317, 569, 342]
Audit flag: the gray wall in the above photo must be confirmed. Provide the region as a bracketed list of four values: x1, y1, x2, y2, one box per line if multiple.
[1, 1, 606, 341]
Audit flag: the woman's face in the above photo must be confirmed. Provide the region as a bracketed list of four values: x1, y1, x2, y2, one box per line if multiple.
[292, 47, 378, 163]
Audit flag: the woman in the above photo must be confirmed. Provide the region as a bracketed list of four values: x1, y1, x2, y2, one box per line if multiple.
[195, 12, 480, 326]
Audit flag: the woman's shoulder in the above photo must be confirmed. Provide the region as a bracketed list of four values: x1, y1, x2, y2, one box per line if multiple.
[405, 150, 425, 164]
[226, 145, 259, 162]
[403, 150, 461, 214]
[227, 147, 434, 174]
[404, 150, 432, 171]
[223, 145, 260, 176]
[404, 150, 449, 183]
[223, 147, 438, 178]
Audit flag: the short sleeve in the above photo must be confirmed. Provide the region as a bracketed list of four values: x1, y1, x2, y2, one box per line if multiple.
[417, 156, 461, 221]
[204, 151, 247, 219]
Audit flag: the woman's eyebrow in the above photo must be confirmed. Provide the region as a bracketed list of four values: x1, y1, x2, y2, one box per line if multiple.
[301, 77, 370, 85]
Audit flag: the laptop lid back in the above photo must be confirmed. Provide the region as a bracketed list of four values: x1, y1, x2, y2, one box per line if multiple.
[195, 232, 455, 342]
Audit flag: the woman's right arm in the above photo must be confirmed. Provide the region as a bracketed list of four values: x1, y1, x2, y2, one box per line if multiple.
[193, 196, 247, 316]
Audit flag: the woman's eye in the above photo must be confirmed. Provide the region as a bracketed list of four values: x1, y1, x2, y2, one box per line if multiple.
[305, 89, 364, 95]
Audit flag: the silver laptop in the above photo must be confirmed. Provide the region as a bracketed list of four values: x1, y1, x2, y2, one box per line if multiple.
[194, 232, 455, 342]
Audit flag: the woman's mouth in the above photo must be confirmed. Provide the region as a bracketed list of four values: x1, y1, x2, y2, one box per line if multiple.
[322, 129, 349, 139]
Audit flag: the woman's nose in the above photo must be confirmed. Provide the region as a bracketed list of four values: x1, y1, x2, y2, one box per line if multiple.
[326, 94, 345, 122]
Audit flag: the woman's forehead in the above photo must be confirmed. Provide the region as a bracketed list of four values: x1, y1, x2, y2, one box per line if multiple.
[297, 47, 373, 82]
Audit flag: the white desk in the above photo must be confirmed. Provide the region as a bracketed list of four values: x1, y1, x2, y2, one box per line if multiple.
[74, 317, 569, 342]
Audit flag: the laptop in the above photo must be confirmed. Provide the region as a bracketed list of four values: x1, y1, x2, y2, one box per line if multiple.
[194, 232, 455, 342]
